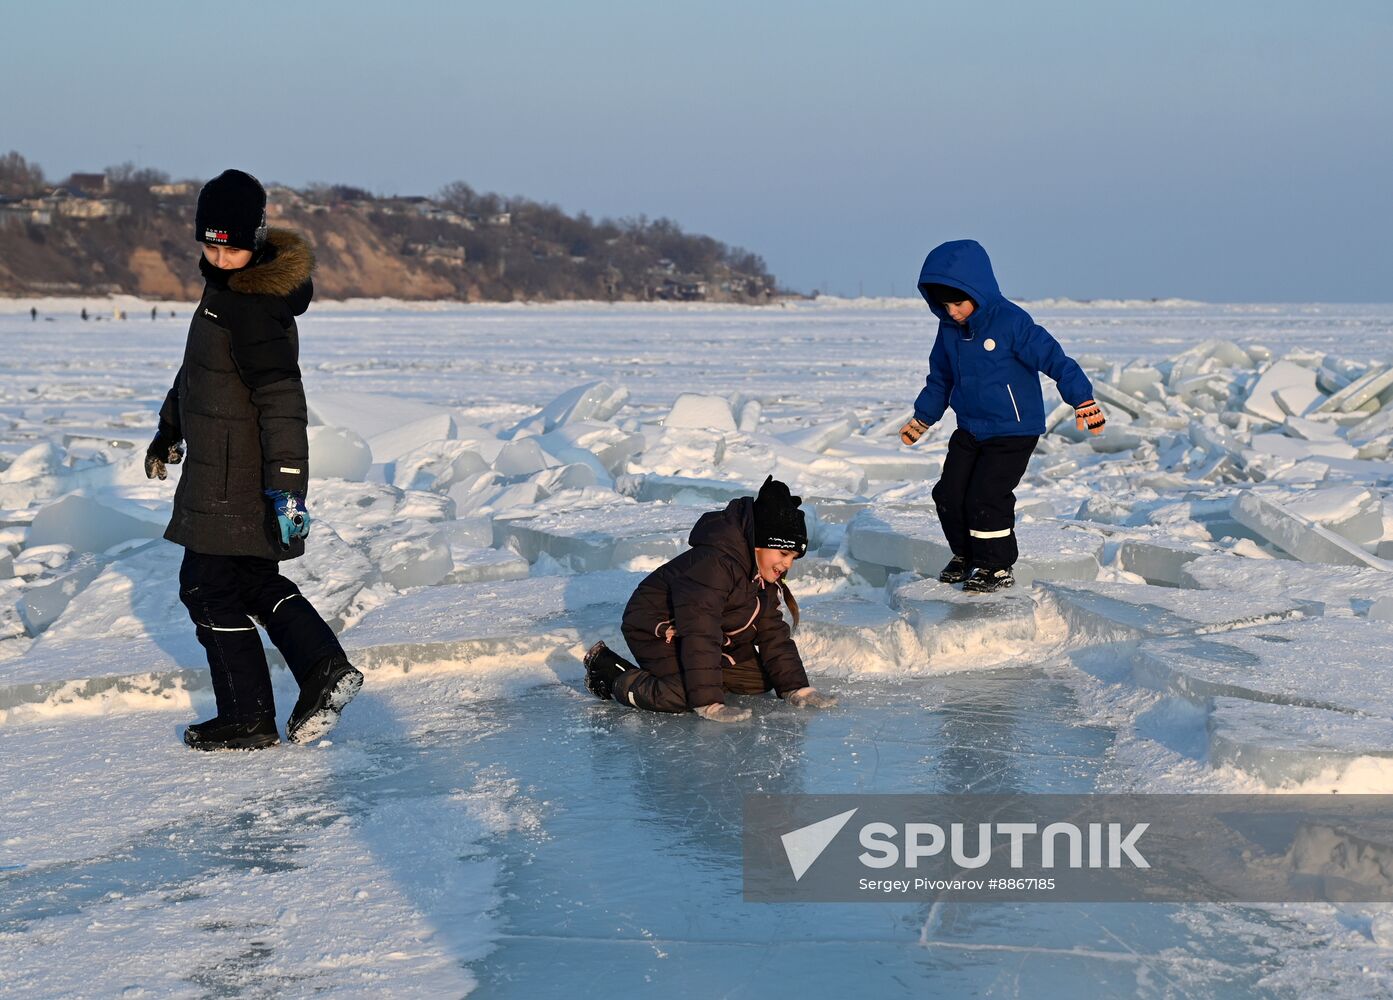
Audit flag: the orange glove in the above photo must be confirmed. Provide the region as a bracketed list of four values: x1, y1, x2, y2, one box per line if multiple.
[899, 417, 930, 446]
[1074, 399, 1105, 435]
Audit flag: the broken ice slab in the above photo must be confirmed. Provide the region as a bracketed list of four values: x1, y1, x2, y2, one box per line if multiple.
[533, 463, 603, 493]
[1179, 552, 1393, 615]
[26, 493, 164, 554]
[1043, 400, 1075, 435]
[1088, 379, 1167, 421]
[0, 441, 64, 485]
[890, 578, 1040, 670]
[1117, 538, 1213, 586]
[632, 427, 727, 478]
[795, 597, 923, 676]
[443, 546, 529, 585]
[1265, 459, 1332, 484]
[439, 515, 493, 549]
[1207, 696, 1393, 787]
[1281, 416, 1344, 443]
[846, 505, 1103, 584]
[1127, 619, 1393, 722]
[367, 524, 453, 590]
[717, 431, 869, 497]
[369, 413, 458, 465]
[338, 570, 644, 671]
[824, 439, 943, 483]
[1043, 582, 1315, 647]
[1243, 360, 1323, 423]
[737, 398, 763, 432]
[1075, 492, 1152, 526]
[495, 502, 697, 573]
[1314, 364, 1393, 414]
[618, 474, 751, 506]
[391, 440, 488, 491]
[18, 557, 105, 636]
[1248, 433, 1357, 461]
[1347, 405, 1393, 447]
[506, 380, 630, 439]
[1231, 491, 1391, 568]
[775, 417, 855, 454]
[306, 391, 453, 439]
[492, 437, 557, 477]
[536, 422, 645, 477]
[283, 522, 373, 630]
[307, 425, 373, 481]
[1115, 365, 1165, 402]
[1278, 487, 1383, 546]
[663, 393, 738, 432]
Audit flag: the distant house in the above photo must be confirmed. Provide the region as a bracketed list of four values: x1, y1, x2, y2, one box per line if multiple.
[149, 182, 194, 197]
[56, 196, 129, 220]
[419, 205, 474, 228]
[405, 242, 467, 267]
[655, 276, 707, 301]
[12, 196, 53, 225]
[484, 212, 511, 227]
[64, 173, 108, 195]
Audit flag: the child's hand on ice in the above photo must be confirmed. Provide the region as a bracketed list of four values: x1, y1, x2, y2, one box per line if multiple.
[899, 417, 930, 446]
[694, 703, 752, 723]
[787, 687, 837, 709]
[1074, 400, 1106, 435]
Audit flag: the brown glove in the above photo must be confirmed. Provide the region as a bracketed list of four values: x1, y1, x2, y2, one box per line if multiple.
[787, 687, 837, 709]
[1074, 400, 1105, 435]
[144, 435, 184, 480]
[694, 703, 752, 723]
[899, 417, 930, 446]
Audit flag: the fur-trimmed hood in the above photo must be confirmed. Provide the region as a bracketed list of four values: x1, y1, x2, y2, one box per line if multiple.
[228, 228, 315, 298]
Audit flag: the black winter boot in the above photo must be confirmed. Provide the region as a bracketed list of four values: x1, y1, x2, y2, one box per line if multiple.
[938, 555, 971, 584]
[184, 716, 280, 751]
[963, 567, 1014, 593]
[584, 641, 635, 701]
[286, 655, 364, 744]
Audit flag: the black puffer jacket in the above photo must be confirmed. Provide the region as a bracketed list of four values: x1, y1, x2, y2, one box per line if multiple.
[622, 497, 809, 707]
[159, 228, 313, 560]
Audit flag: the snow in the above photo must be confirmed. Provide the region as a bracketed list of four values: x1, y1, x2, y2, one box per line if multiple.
[663, 392, 738, 431]
[3, 299, 1393, 995]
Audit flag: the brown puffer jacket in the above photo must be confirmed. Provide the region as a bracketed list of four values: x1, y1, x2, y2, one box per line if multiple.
[159, 228, 313, 560]
[621, 497, 809, 707]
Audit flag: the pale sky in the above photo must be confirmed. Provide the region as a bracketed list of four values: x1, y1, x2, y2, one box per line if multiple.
[5, 0, 1391, 300]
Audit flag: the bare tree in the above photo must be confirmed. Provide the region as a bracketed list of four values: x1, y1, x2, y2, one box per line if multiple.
[0, 151, 45, 197]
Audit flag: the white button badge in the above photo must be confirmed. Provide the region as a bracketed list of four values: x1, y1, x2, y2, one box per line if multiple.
[984, 338, 996, 352]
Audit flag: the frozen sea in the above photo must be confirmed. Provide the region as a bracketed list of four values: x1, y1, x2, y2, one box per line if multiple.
[1, 297, 1392, 998]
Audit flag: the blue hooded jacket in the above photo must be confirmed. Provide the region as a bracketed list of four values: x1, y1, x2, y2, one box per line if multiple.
[913, 240, 1093, 439]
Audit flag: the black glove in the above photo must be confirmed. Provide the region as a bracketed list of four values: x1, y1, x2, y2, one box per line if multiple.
[145, 434, 184, 480]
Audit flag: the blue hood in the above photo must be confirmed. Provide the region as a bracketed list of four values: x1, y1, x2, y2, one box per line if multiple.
[917, 240, 1003, 324]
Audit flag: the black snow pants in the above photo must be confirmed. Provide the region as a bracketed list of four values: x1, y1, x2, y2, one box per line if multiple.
[179, 549, 345, 723]
[932, 428, 1039, 570]
[614, 627, 773, 713]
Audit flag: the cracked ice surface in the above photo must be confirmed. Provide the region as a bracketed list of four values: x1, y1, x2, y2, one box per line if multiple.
[4, 300, 1393, 995]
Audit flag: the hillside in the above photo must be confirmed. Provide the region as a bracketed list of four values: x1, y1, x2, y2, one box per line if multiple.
[0, 154, 777, 303]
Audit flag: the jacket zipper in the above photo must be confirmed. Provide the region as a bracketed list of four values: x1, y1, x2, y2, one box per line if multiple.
[1006, 385, 1021, 422]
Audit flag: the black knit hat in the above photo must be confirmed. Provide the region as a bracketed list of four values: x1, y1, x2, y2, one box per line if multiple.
[922, 282, 973, 305]
[195, 169, 268, 250]
[752, 476, 808, 557]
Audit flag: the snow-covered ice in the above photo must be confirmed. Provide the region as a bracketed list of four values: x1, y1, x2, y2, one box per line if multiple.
[3, 299, 1393, 996]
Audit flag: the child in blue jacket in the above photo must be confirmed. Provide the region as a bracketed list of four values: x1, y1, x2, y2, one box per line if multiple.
[899, 240, 1105, 592]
